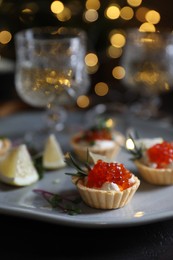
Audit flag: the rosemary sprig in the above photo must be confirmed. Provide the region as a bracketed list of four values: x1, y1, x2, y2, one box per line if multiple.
[64, 152, 91, 178]
[126, 134, 143, 161]
[33, 189, 82, 215]
[28, 147, 45, 180]
[31, 152, 45, 180]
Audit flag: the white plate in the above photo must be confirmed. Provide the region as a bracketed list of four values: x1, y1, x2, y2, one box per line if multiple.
[0, 111, 173, 228]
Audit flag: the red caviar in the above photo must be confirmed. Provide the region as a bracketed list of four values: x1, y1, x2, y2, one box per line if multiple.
[86, 160, 134, 191]
[147, 141, 173, 169]
[76, 129, 112, 143]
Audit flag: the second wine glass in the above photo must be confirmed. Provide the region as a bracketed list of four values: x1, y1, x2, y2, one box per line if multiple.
[121, 28, 173, 118]
[14, 26, 90, 147]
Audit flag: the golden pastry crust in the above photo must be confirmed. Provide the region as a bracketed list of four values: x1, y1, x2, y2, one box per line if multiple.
[70, 130, 125, 163]
[134, 159, 173, 185]
[0, 138, 12, 157]
[72, 176, 140, 209]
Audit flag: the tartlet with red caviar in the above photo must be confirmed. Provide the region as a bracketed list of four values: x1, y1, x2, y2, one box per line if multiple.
[0, 137, 12, 157]
[65, 153, 140, 209]
[127, 136, 173, 185]
[70, 119, 125, 163]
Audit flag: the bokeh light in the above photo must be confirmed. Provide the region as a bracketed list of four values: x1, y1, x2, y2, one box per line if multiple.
[77, 95, 90, 108]
[105, 5, 120, 20]
[0, 31, 12, 44]
[145, 10, 160, 24]
[84, 9, 99, 22]
[127, 0, 142, 7]
[94, 82, 109, 96]
[120, 6, 134, 20]
[112, 66, 125, 80]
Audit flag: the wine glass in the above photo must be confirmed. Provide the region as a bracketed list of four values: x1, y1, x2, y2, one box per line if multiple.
[14, 26, 90, 148]
[121, 28, 173, 119]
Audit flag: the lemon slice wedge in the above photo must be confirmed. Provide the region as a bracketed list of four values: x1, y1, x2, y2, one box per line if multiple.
[0, 144, 39, 186]
[43, 134, 66, 169]
[89, 151, 112, 164]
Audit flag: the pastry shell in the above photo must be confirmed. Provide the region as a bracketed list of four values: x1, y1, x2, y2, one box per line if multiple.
[134, 159, 173, 185]
[70, 130, 125, 163]
[72, 176, 140, 209]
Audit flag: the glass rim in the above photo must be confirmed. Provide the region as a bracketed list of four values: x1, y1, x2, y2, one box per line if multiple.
[14, 26, 87, 42]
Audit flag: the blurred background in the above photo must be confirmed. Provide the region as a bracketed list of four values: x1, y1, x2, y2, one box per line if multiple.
[0, 0, 173, 117]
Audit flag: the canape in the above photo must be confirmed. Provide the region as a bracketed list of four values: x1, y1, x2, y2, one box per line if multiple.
[70, 119, 125, 163]
[126, 136, 173, 185]
[65, 153, 140, 209]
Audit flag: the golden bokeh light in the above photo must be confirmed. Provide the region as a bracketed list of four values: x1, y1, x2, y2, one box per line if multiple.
[139, 22, 156, 32]
[94, 82, 109, 96]
[77, 95, 90, 108]
[106, 118, 114, 128]
[145, 10, 160, 24]
[112, 66, 125, 79]
[85, 53, 98, 67]
[107, 45, 122, 58]
[105, 5, 120, 20]
[110, 33, 126, 48]
[127, 0, 142, 7]
[86, 0, 100, 10]
[135, 7, 149, 22]
[87, 64, 99, 74]
[50, 1, 64, 14]
[21, 8, 33, 14]
[0, 30, 12, 44]
[120, 6, 134, 20]
[84, 9, 99, 22]
[55, 7, 71, 21]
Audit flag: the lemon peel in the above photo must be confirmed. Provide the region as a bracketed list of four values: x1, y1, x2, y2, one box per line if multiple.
[43, 134, 66, 169]
[0, 144, 39, 186]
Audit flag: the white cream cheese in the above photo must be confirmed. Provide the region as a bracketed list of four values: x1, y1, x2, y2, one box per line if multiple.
[92, 140, 115, 149]
[80, 140, 115, 149]
[84, 174, 136, 191]
[135, 137, 163, 150]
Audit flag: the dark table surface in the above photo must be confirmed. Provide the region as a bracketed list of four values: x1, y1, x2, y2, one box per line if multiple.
[1, 213, 173, 260]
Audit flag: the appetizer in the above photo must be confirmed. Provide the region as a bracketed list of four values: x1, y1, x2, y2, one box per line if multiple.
[65, 153, 140, 209]
[126, 135, 173, 185]
[70, 118, 125, 163]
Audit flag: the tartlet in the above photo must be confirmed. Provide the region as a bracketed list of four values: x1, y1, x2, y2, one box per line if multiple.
[126, 136, 173, 185]
[70, 119, 125, 163]
[65, 153, 140, 209]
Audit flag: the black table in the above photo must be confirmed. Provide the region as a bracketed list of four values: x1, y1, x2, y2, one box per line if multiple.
[1, 213, 173, 260]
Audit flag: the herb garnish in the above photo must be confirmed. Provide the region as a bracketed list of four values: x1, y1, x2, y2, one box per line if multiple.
[127, 134, 143, 160]
[27, 146, 46, 179]
[31, 152, 45, 180]
[33, 189, 82, 215]
[64, 152, 91, 178]
[125, 129, 143, 160]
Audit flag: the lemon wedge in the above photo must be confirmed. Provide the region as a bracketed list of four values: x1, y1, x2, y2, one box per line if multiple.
[43, 134, 66, 169]
[0, 144, 39, 186]
[89, 151, 112, 164]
